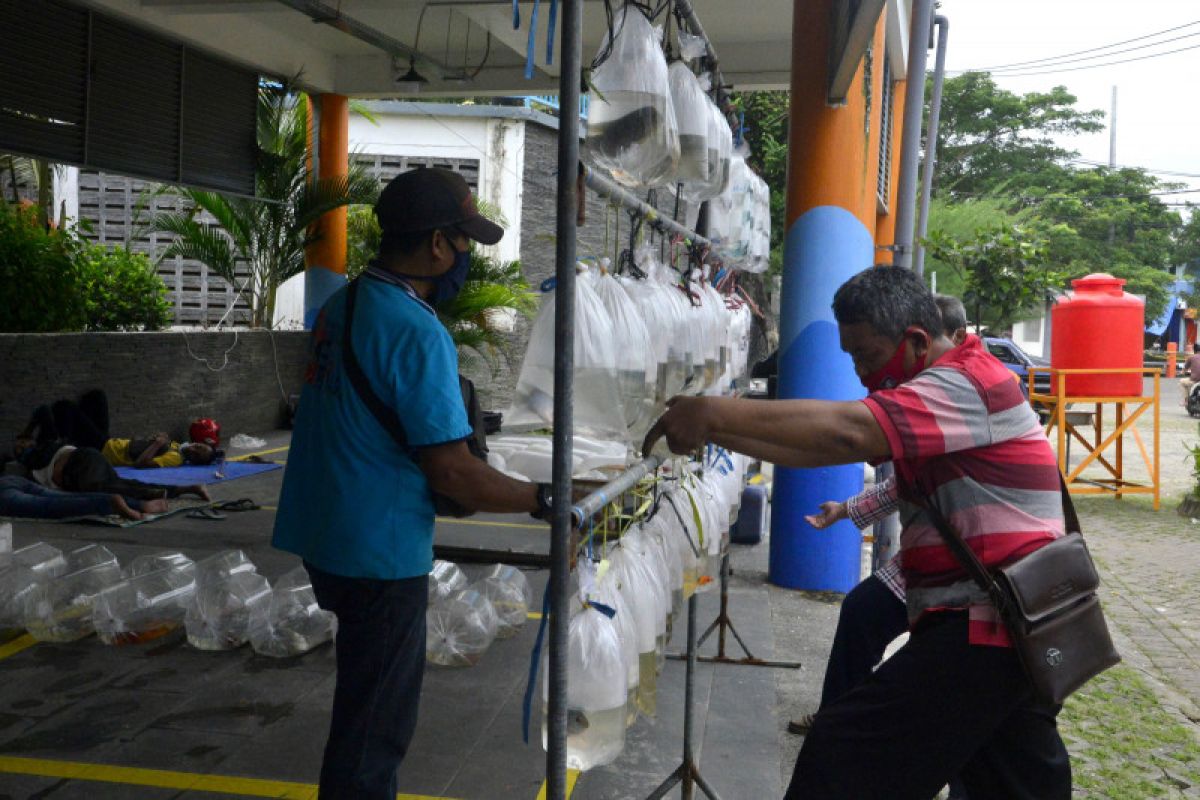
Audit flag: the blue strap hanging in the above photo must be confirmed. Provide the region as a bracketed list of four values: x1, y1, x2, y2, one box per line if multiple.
[545, 0, 558, 66]
[512, 0, 520, 29]
[522, 586, 552, 744]
[524, 0, 541, 79]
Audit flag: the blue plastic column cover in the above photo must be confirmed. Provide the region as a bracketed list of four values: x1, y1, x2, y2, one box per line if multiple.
[769, 206, 873, 593]
[304, 266, 347, 330]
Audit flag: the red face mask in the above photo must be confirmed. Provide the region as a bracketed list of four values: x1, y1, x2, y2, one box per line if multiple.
[860, 335, 927, 393]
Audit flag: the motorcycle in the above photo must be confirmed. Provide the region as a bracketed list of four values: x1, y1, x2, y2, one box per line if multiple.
[1187, 382, 1200, 418]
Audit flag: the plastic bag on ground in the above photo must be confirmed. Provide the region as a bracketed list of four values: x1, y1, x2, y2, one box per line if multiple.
[250, 567, 336, 657]
[194, 550, 257, 583]
[470, 564, 532, 639]
[23, 557, 124, 642]
[586, 6, 679, 187]
[0, 564, 40, 633]
[12, 542, 66, 580]
[229, 433, 267, 450]
[128, 552, 195, 580]
[426, 588, 499, 666]
[541, 604, 627, 771]
[506, 267, 627, 441]
[186, 569, 272, 651]
[428, 560, 468, 604]
[93, 564, 197, 645]
[0, 522, 10, 568]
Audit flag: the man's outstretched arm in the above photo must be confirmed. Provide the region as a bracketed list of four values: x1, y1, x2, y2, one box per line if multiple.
[643, 396, 890, 468]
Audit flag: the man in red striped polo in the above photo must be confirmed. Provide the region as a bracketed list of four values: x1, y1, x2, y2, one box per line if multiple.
[643, 266, 1071, 799]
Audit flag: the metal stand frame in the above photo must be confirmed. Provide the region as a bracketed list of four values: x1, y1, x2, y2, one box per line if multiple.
[668, 552, 801, 670]
[645, 594, 723, 800]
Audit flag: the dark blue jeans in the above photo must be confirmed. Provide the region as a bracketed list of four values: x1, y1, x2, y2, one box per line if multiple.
[0, 475, 141, 518]
[304, 563, 428, 800]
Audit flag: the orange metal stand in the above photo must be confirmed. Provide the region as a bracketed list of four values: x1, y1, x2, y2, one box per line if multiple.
[1029, 367, 1161, 510]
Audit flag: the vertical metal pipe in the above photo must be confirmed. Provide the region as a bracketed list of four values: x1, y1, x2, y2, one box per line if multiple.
[546, 1, 582, 798]
[682, 592, 699, 800]
[912, 15, 948, 277]
[891, 0, 934, 269]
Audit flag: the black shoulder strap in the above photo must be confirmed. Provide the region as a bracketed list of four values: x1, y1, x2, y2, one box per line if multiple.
[341, 279, 410, 449]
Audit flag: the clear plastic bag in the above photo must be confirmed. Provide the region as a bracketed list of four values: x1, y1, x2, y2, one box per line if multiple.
[229, 433, 267, 449]
[642, 514, 683, 625]
[592, 569, 641, 726]
[12, 542, 66, 580]
[661, 488, 705, 599]
[93, 565, 196, 645]
[608, 545, 666, 717]
[426, 588, 499, 666]
[66, 544, 119, 573]
[669, 62, 710, 184]
[23, 559, 124, 642]
[541, 604, 627, 771]
[471, 564, 532, 639]
[186, 569, 272, 651]
[194, 550, 257, 584]
[593, 270, 655, 438]
[0, 564, 40, 632]
[428, 560, 468, 604]
[506, 267, 627, 441]
[128, 552, 195, 579]
[586, 6, 680, 187]
[250, 567, 336, 657]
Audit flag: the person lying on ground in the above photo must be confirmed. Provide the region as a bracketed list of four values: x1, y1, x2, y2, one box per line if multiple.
[0, 475, 167, 521]
[22, 445, 209, 503]
[100, 434, 215, 468]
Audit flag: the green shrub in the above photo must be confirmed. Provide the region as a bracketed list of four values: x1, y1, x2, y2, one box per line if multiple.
[79, 243, 171, 331]
[0, 201, 172, 332]
[0, 202, 87, 332]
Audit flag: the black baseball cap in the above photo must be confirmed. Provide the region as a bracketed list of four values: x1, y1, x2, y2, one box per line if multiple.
[375, 167, 504, 245]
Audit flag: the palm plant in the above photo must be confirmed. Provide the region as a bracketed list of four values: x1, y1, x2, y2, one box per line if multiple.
[153, 82, 379, 327]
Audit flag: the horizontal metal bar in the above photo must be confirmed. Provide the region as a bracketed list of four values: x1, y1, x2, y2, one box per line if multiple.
[432, 544, 549, 568]
[571, 455, 661, 526]
[583, 168, 710, 247]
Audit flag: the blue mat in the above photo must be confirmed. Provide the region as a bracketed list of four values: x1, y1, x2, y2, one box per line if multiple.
[114, 461, 281, 486]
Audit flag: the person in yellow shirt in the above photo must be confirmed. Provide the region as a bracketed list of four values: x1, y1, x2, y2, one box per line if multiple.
[100, 434, 215, 468]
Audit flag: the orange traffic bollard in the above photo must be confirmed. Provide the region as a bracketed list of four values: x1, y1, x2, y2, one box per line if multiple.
[1167, 342, 1177, 378]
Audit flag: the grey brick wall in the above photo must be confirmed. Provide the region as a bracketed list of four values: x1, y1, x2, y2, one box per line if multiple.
[0, 331, 309, 445]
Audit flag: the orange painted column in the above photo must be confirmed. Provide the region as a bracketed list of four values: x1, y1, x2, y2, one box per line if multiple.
[303, 93, 349, 328]
[875, 77, 906, 251]
[770, 0, 888, 592]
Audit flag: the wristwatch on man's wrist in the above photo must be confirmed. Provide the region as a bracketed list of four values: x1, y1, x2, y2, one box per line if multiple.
[534, 483, 554, 519]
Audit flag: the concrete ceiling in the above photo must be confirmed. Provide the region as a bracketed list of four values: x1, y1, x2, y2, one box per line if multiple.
[79, 0, 805, 97]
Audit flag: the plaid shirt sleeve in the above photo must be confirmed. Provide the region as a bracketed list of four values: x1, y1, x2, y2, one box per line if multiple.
[875, 555, 906, 601]
[845, 476, 899, 530]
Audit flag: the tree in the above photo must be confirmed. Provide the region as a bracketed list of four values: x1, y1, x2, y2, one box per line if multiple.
[731, 90, 788, 274]
[931, 73, 1105, 198]
[925, 224, 1066, 333]
[153, 82, 379, 327]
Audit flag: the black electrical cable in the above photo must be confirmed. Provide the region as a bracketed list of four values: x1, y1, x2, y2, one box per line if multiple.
[968, 41, 1200, 78]
[964, 18, 1200, 72]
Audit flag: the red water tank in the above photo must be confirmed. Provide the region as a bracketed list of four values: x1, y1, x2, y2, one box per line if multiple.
[1051, 273, 1144, 396]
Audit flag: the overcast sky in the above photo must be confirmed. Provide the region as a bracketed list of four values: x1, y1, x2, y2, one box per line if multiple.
[936, 0, 1200, 207]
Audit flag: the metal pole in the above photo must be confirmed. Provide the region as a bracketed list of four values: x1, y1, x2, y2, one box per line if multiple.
[583, 168, 711, 247]
[571, 456, 662, 527]
[912, 15, 948, 277]
[546, 1, 582, 798]
[891, 0, 935, 270]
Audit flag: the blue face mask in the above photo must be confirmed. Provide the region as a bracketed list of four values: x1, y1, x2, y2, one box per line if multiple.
[432, 243, 471, 307]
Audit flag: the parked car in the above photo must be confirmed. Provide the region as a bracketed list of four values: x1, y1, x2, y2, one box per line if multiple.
[983, 337, 1052, 397]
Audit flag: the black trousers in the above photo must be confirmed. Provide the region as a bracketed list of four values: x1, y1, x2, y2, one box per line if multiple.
[305, 563, 428, 800]
[819, 574, 910, 709]
[785, 612, 1070, 800]
[59, 448, 169, 501]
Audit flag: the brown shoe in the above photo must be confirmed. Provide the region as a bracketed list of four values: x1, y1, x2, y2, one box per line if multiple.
[787, 713, 816, 735]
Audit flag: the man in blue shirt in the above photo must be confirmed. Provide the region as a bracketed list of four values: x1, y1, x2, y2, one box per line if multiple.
[273, 168, 553, 799]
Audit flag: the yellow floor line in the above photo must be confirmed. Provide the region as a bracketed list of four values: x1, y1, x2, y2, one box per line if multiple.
[0, 756, 457, 800]
[0, 634, 36, 662]
[535, 769, 580, 799]
[261, 505, 278, 511]
[230, 445, 290, 462]
[527, 611, 543, 620]
[435, 517, 548, 531]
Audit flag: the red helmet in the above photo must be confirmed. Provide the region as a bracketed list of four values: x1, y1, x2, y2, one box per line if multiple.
[189, 418, 221, 447]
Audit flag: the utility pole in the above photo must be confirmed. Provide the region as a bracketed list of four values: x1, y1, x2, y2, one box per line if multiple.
[1107, 86, 1117, 247]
